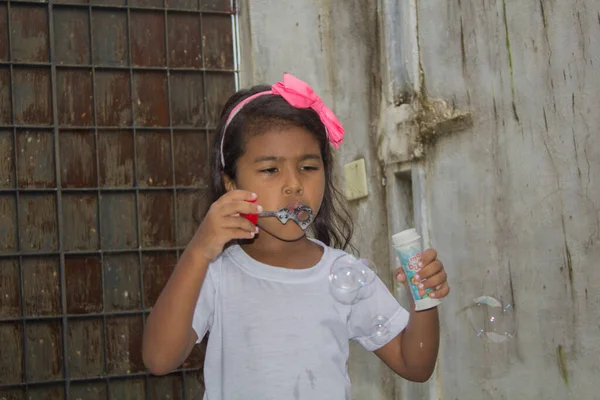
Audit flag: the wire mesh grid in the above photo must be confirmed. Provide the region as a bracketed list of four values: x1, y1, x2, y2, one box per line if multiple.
[0, 0, 238, 398]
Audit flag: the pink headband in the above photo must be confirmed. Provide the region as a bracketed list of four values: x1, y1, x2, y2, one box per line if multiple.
[220, 73, 345, 168]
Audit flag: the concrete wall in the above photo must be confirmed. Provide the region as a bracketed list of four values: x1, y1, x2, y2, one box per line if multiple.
[408, 0, 600, 398]
[237, 0, 398, 398]
[238, 0, 600, 398]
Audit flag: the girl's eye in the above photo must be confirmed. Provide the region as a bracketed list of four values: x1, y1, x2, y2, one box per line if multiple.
[301, 165, 319, 171]
[260, 167, 278, 174]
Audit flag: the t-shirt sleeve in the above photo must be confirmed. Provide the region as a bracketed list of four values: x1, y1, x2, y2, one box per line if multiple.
[347, 275, 409, 351]
[191, 260, 218, 343]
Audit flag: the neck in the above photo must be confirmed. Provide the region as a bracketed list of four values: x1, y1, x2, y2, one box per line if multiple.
[240, 229, 321, 269]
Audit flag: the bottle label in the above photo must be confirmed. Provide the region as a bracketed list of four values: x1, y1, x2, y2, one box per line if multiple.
[397, 246, 433, 301]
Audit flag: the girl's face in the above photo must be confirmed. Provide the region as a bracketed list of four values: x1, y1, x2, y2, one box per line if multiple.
[225, 125, 326, 242]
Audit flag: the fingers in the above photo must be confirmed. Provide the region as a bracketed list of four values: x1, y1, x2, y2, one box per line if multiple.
[430, 282, 450, 298]
[414, 259, 443, 281]
[221, 215, 259, 233]
[418, 269, 447, 290]
[394, 267, 406, 283]
[218, 200, 263, 217]
[228, 228, 259, 240]
[222, 189, 258, 202]
[418, 248, 437, 267]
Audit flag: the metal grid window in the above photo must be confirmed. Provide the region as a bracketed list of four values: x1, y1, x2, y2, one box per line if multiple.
[0, 0, 238, 398]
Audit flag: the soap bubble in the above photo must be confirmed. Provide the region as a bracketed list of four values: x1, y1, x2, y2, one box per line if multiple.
[329, 255, 376, 304]
[467, 295, 515, 343]
[371, 315, 390, 346]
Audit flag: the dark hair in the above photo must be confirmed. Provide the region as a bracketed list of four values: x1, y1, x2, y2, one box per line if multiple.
[199, 84, 354, 250]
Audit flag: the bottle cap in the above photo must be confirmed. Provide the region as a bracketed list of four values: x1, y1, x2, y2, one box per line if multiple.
[392, 228, 421, 247]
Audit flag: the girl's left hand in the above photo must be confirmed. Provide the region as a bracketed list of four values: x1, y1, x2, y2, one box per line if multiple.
[394, 248, 450, 300]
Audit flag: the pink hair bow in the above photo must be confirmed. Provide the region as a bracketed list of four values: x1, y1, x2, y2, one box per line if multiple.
[220, 74, 344, 168]
[271, 74, 344, 148]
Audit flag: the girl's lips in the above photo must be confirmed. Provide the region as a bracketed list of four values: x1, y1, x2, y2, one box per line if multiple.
[286, 201, 302, 211]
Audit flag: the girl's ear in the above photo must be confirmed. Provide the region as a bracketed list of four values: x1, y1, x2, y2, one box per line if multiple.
[222, 172, 237, 192]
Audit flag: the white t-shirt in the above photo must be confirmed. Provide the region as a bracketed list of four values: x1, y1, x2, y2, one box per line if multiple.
[192, 239, 409, 400]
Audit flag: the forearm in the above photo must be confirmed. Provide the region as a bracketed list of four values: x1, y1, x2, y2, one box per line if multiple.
[142, 246, 210, 374]
[400, 302, 440, 381]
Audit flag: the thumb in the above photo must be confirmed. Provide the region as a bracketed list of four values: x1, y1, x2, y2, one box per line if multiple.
[394, 267, 407, 283]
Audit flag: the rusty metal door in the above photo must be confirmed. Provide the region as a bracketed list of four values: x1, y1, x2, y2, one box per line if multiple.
[0, 0, 237, 398]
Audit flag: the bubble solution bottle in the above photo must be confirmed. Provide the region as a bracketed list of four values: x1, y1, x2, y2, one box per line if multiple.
[392, 228, 441, 311]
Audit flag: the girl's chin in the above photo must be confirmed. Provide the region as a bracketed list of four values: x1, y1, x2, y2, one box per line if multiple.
[257, 223, 307, 242]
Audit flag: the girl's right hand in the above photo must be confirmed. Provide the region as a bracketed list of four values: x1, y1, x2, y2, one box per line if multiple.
[190, 190, 262, 261]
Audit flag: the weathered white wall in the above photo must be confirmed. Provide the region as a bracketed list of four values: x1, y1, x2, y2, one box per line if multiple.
[408, 0, 600, 398]
[237, 0, 398, 398]
[238, 0, 600, 398]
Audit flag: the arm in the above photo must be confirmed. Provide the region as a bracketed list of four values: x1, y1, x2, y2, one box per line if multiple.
[141, 246, 208, 375]
[141, 190, 261, 375]
[375, 249, 449, 382]
[374, 303, 439, 382]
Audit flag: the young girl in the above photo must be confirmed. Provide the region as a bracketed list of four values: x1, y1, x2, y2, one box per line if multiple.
[142, 74, 450, 399]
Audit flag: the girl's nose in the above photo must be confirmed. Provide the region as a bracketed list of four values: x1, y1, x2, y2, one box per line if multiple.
[284, 185, 303, 195]
[283, 171, 304, 195]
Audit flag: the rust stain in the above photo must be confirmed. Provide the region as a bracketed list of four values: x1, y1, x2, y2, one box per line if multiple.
[96, 71, 132, 126]
[0, 195, 18, 253]
[10, 5, 49, 63]
[13, 69, 53, 125]
[19, 194, 58, 253]
[109, 377, 146, 399]
[17, 130, 56, 188]
[22, 257, 60, 316]
[140, 192, 175, 248]
[149, 374, 184, 398]
[0, 5, 8, 61]
[200, 0, 233, 12]
[98, 131, 135, 187]
[204, 73, 236, 126]
[0, 162, 10, 196]
[202, 15, 234, 69]
[54, 8, 91, 65]
[0, 68, 11, 124]
[67, 319, 104, 378]
[136, 131, 172, 187]
[131, 0, 163, 7]
[71, 382, 108, 399]
[106, 316, 145, 375]
[0, 259, 20, 318]
[62, 194, 99, 251]
[176, 190, 203, 247]
[173, 132, 208, 186]
[99, 193, 138, 249]
[65, 256, 103, 314]
[60, 132, 97, 188]
[0, 323, 24, 384]
[133, 72, 170, 127]
[142, 252, 177, 307]
[130, 11, 166, 67]
[104, 253, 141, 311]
[166, 0, 199, 11]
[25, 321, 63, 381]
[92, 10, 129, 66]
[170, 73, 205, 127]
[168, 13, 201, 68]
[57, 70, 94, 126]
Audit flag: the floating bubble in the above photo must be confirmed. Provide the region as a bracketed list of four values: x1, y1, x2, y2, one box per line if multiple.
[371, 315, 390, 346]
[467, 295, 515, 343]
[329, 255, 376, 304]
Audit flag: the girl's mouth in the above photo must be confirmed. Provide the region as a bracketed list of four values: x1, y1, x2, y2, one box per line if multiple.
[258, 204, 314, 230]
